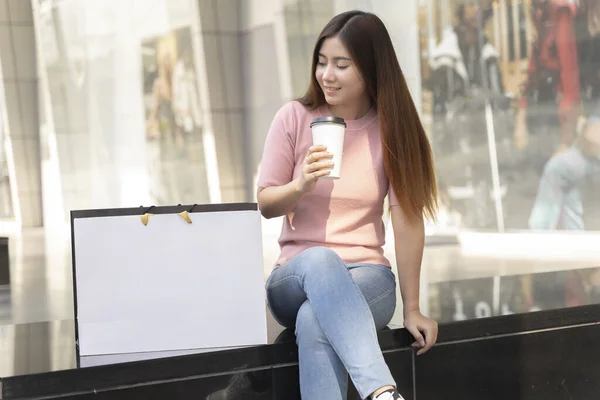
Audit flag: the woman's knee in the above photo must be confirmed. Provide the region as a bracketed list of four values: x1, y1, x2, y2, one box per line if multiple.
[543, 153, 566, 175]
[296, 246, 344, 271]
[543, 149, 584, 181]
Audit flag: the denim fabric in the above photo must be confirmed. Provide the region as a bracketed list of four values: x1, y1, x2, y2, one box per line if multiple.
[265, 246, 397, 400]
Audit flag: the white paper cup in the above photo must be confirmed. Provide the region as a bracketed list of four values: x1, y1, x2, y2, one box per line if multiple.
[310, 116, 346, 179]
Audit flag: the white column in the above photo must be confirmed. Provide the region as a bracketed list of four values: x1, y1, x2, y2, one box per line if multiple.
[524, 0, 532, 57]
[499, 0, 509, 68]
[32, 1, 66, 232]
[493, 2, 502, 62]
[511, 0, 521, 62]
[242, 0, 293, 103]
[272, 3, 294, 102]
[189, 0, 222, 203]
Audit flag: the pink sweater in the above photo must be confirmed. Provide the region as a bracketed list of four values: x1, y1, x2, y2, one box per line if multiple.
[258, 101, 399, 267]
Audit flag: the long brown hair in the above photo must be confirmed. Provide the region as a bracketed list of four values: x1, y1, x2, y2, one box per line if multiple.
[297, 11, 438, 220]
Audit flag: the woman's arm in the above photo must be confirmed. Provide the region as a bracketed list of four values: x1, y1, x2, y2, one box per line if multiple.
[391, 206, 438, 355]
[257, 145, 333, 219]
[391, 206, 424, 315]
[257, 180, 305, 219]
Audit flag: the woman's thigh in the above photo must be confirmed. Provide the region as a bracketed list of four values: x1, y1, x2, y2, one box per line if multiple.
[265, 254, 396, 330]
[348, 264, 397, 330]
[265, 263, 307, 329]
[264, 247, 343, 327]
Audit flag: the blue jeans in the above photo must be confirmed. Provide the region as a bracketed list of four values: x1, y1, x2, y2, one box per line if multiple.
[265, 246, 397, 400]
[529, 146, 600, 230]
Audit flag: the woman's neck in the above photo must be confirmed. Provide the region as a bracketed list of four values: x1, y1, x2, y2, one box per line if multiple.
[327, 97, 372, 121]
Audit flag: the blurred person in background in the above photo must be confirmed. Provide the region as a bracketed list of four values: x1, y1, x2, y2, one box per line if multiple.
[172, 40, 202, 150]
[429, 0, 506, 125]
[527, 0, 600, 230]
[146, 53, 176, 142]
[145, 49, 176, 204]
[514, 0, 581, 152]
[528, 102, 600, 230]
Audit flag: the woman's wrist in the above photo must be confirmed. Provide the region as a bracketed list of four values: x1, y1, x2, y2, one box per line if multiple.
[403, 305, 420, 318]
[294, 177, 308, 195]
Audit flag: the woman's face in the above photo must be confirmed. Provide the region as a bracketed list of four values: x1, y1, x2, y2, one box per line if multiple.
[315, 36, 367, 108]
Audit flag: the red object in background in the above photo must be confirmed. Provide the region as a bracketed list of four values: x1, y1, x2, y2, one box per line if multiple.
[522, 0, 581, 142]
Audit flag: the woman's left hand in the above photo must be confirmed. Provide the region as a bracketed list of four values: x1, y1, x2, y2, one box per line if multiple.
[403, 309, 438, 355]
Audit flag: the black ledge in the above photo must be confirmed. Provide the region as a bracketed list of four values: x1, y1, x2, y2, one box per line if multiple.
[2, 304, 599, 399]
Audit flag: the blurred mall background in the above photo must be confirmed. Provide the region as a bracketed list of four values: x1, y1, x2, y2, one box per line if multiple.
[0, 0, 599, 376]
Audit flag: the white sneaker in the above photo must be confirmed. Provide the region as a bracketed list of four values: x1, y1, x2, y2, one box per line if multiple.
[373, 388, 405, 400]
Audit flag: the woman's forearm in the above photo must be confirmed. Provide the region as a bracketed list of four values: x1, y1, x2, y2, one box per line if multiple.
[257, 179, 305, 219]
[391, 207, 425, 316]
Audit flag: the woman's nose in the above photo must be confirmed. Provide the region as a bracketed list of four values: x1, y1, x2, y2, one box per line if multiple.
[322, 64, 334, 82]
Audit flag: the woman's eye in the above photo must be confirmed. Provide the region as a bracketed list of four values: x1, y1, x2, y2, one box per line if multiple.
[337, 65, 349, 70]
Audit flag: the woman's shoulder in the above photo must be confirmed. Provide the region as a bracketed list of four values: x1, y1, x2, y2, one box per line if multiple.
[274, 101, 297, 117]
[276, 100, 316, 116]
[274, 100, 320, 128]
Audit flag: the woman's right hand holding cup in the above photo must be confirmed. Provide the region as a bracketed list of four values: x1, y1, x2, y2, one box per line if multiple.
[296, 145, 334, 194]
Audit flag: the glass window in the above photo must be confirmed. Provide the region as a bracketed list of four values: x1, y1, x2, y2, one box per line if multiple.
[36, 0, 210, 218]
[0, 103, 14, 220]
[419, 0, 600, 232]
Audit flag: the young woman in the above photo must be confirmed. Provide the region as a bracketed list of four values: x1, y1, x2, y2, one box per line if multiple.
[257, 11, 439, 400]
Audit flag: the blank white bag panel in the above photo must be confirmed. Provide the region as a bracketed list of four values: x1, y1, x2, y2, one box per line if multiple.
[72, 209, 267, 356]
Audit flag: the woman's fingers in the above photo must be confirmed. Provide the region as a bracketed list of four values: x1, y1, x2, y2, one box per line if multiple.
[305, 151, 333, 165]
[306, 160, 334, 173]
